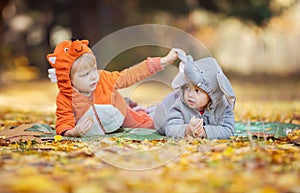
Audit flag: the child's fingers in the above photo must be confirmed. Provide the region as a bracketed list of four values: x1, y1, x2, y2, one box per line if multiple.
[199, 118, 203, 126]
[84, 119, 93, 129]
[195, 128, 207, 138]
[83, 118, 93, 128]
[194, 128, 202, 136]
[194, 118, 203, 128]
[168, 49, 179, 61]
[173, 48, 186, 61]
[186, 125, 196, 137]
[77, 117, 93, 135]
[79, 122, 92, 136]
[190, 116, 197, 125]
[198, 128, 206, 137]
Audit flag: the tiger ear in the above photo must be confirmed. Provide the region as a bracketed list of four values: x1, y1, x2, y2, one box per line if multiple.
[47, 54, 57, 67]
[80, 39, 89, 46]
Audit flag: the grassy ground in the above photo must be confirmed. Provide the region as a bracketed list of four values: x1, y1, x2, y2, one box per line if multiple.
[0, 74, 300, 193]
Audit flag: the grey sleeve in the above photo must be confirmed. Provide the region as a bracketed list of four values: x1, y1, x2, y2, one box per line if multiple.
[153, 92, 178, 135]
[164, 106, 187, 138]
[204, 105, 235, 139]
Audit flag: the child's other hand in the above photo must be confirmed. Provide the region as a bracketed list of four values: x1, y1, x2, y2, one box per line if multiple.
[185, 124, 195, 137]
[194, 127, 207, 138]
[160, 49, 178, 68]
[185, 117, 203, 137]
[64, 117, 93, 137]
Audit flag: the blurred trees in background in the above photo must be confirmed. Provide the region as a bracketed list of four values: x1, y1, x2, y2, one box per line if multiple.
[0, 0, 299, 84]
[139, 0, 291, 25]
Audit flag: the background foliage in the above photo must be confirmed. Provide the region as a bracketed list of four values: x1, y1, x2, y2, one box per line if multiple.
[0, 0, 300, 85]
[0, 1, 300, 192]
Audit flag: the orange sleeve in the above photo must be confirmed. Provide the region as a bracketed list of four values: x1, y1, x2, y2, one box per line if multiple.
[55, 92, 75, 135]
[114, 57, 162, 89]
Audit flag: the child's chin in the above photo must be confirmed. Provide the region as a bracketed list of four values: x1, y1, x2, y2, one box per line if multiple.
[187, 104, 196, 109]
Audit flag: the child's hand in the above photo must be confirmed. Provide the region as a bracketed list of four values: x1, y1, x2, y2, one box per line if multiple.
[194, 127, 207, 138]
[160, 49, 178, 68]
[185, 117, 203, 137]
[64, 117, 93, 137]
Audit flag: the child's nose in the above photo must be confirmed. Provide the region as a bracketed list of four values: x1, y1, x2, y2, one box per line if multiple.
[90, 73, 96, 80]
[188, 90, 195, 97]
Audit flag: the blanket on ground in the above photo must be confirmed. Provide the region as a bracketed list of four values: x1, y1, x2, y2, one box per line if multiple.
[0, 122, 299, 142]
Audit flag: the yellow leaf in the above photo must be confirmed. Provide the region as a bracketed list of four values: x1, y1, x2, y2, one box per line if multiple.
[223, 147, 234, 157]
[54, 135, 63, 142]
[26, 140, 32, 149]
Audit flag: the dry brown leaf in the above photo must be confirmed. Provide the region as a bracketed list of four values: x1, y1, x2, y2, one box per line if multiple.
[0, 124, 46, 143]
[0, 138, 9, 146]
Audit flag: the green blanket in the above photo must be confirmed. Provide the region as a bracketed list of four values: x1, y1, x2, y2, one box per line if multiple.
[26, 125, 166, 141]
[235, 122, 299, 138]
[24, 122, 299, 141]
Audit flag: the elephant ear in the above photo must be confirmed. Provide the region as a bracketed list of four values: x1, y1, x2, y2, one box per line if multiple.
[183, 55, 198, 85]
[217, 72, 236, 109]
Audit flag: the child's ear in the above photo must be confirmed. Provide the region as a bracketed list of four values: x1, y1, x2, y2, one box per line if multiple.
[47, 54, 57, 67]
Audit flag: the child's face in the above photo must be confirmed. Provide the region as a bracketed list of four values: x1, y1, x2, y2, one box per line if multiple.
[183, 83, 210, 110]
[71, 63, 99, 94]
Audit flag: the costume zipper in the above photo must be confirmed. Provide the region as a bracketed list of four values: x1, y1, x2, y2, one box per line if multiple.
[91, 103, 106, 134]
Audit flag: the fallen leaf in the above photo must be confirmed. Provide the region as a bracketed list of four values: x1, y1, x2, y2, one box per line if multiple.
[54, 135, 63, 142]
[0, 124, 47, 143]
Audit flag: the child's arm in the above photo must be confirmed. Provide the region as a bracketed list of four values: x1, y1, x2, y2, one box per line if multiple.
[164, 105, 189, 138]
[113, 49, 178, 89]
[47, 49, 178, 88]
[153, 92, 179, 135]
[55, 93, 92, 136]
[55, 93, 76, 135]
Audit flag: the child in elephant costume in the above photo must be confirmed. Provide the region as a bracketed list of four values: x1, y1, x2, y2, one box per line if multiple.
[154, 50, 236, 139]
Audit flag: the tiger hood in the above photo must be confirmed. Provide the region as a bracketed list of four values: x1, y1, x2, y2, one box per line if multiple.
[46, 39, 91, 96]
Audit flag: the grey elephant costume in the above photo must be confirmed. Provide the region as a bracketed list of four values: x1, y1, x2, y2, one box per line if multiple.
[154, 51, 236, 139]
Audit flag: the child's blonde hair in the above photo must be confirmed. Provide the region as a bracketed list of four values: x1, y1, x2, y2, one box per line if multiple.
[70, 52, 97, 81]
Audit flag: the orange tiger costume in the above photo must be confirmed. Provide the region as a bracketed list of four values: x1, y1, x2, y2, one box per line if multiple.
[47, 39, 162, 135]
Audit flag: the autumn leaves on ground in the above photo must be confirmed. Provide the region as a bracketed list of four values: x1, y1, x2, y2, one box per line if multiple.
[0, 74, 300, 193]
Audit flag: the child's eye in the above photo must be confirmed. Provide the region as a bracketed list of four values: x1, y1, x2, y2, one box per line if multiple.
[79, 72, 89, 77]
[196, 89, 204, 94]
[183, 85, 189, 90]
[64, 48, 69, 52]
